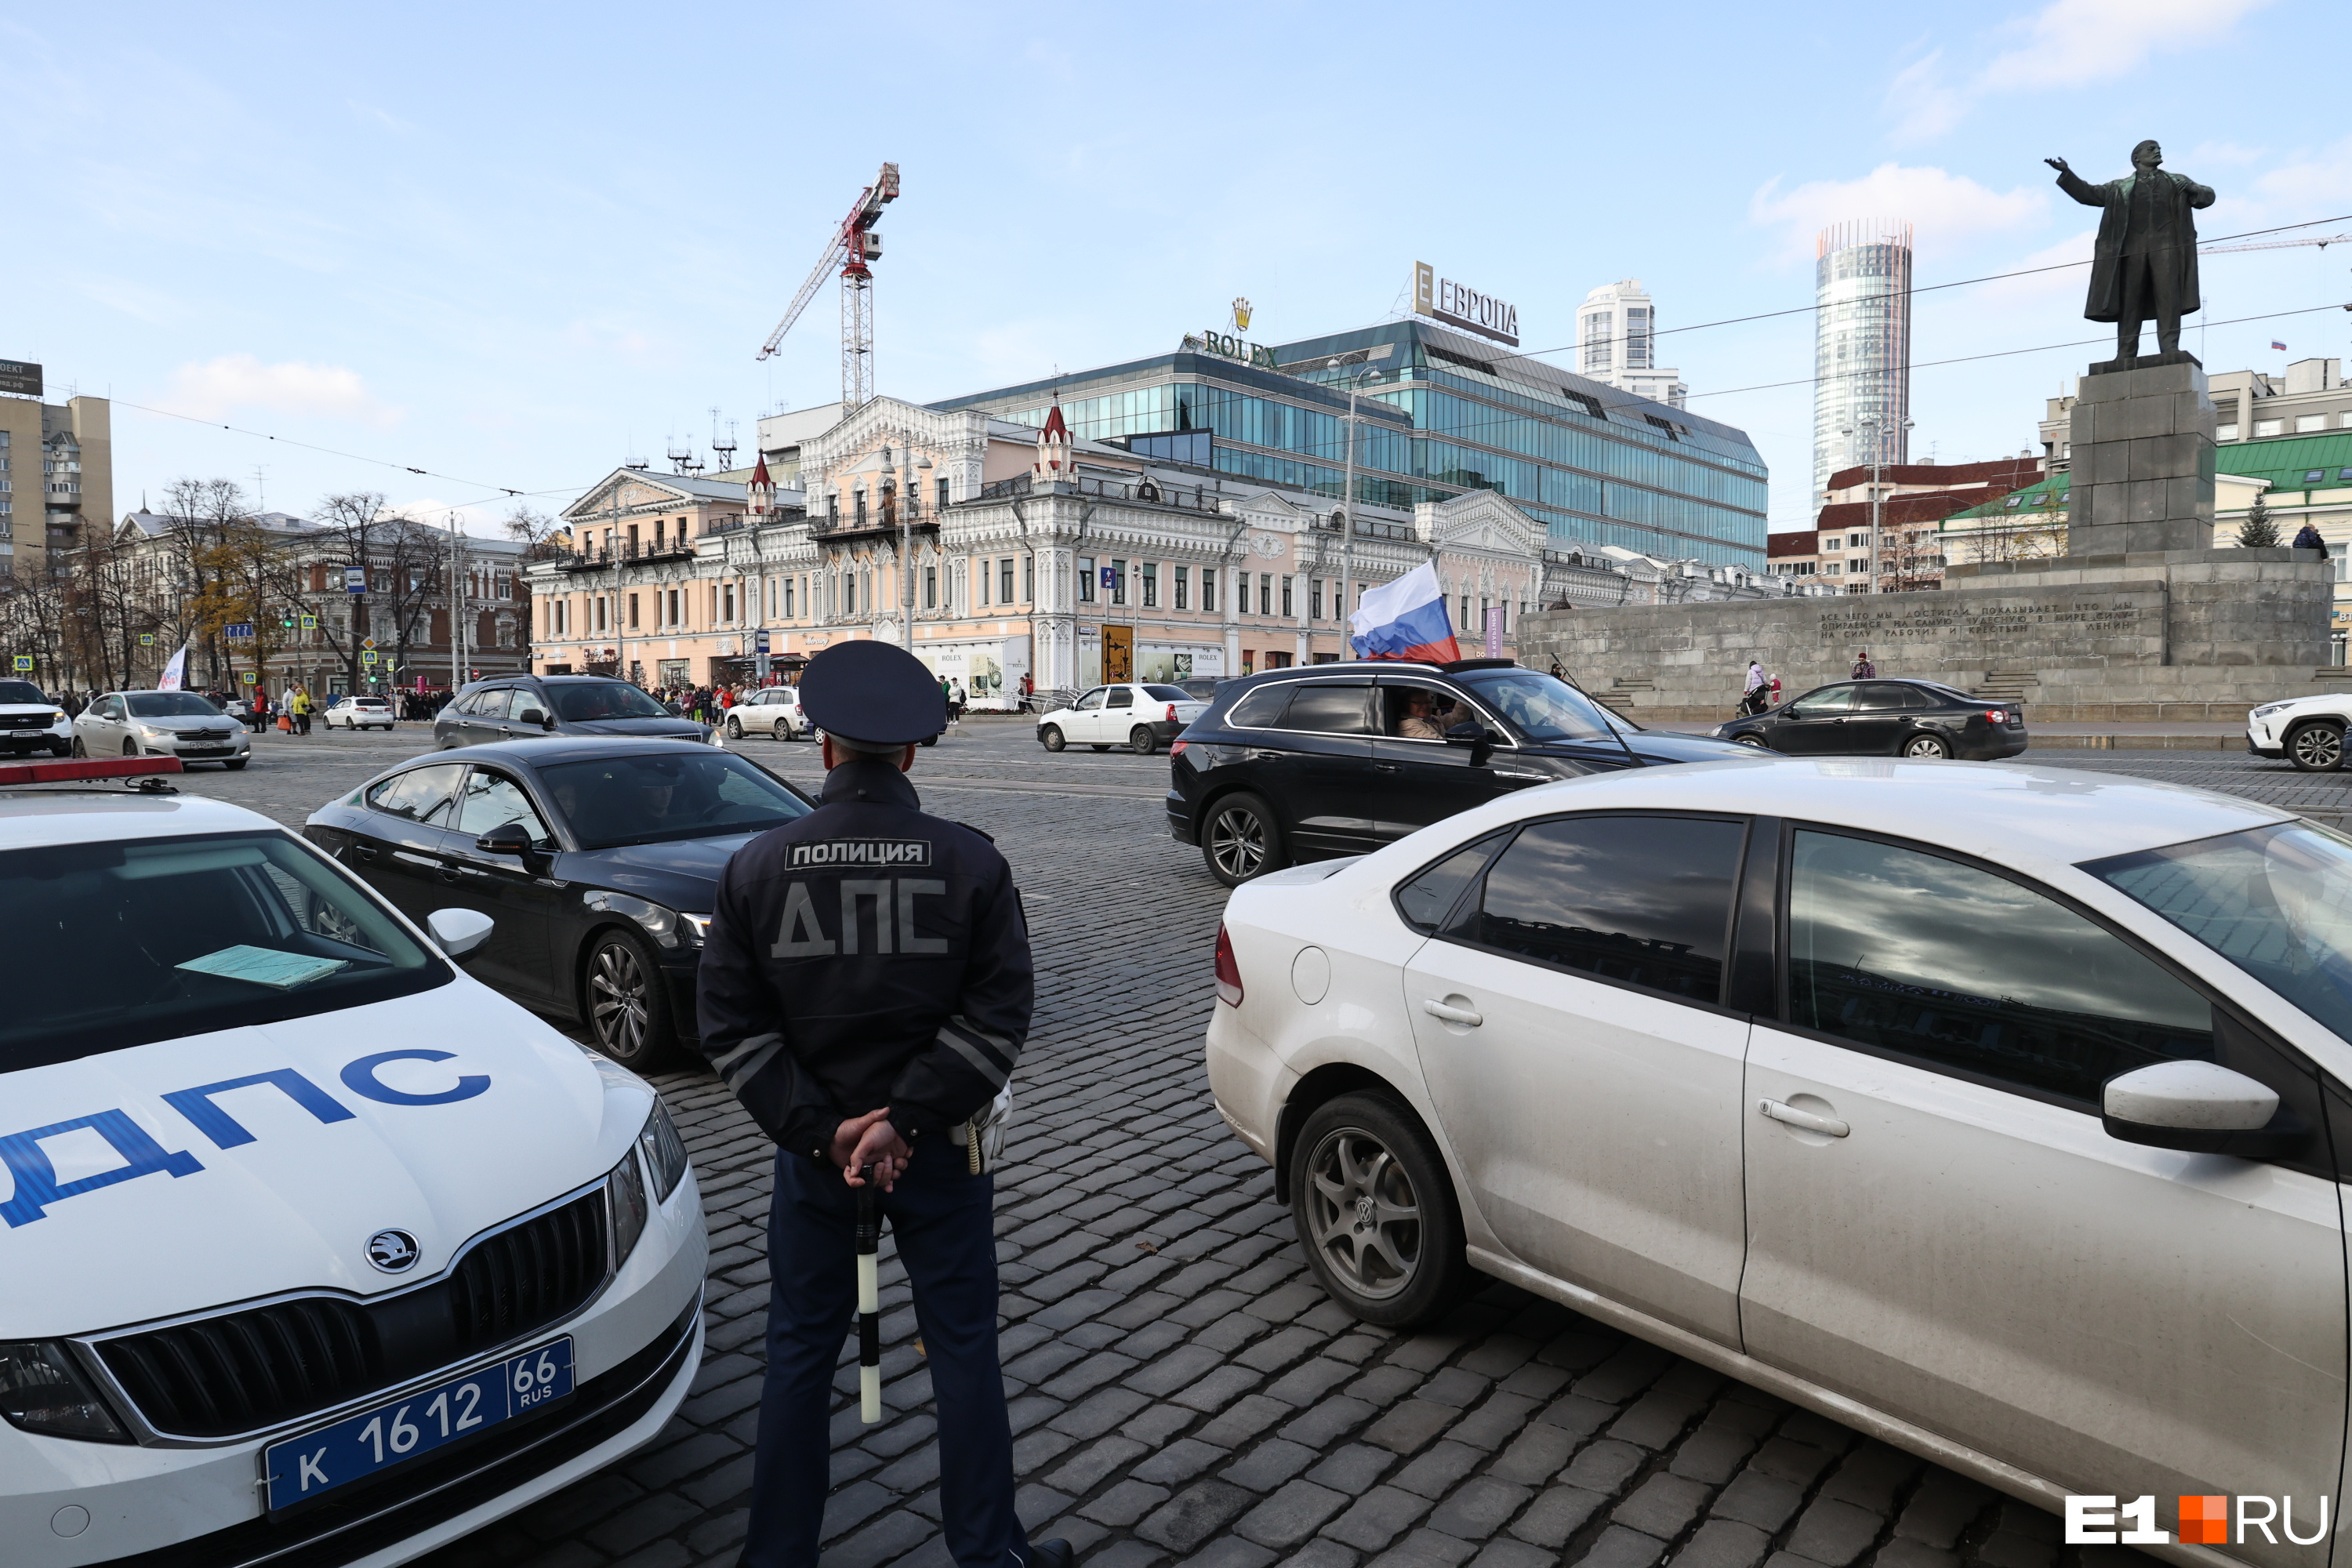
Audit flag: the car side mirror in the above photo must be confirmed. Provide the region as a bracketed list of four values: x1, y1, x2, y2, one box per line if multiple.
[1443, 719, 1498, 765]
[475, 822, 535, 855]
[2101, 1060, 2308, 1158]
[517, 707, 552, 729]
[426, 906, 495, 959]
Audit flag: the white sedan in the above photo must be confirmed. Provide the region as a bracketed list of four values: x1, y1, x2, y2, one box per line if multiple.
[0, 769, 707, 1566]
[1036, 683, 1209, 754]
[1209, 756, 2349, 1563]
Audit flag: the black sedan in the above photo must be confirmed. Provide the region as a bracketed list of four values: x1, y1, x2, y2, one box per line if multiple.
[1713, 679, 2027, 760]
[1168, 659, 1751, 885]
[305, 737, 812, 1067]
[434, 674, 709, 750]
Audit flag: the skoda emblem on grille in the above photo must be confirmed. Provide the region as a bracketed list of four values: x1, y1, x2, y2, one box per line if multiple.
[366, 1229, 421, 1273]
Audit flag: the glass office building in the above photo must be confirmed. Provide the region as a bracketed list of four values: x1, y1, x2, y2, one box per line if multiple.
[930, 318, 1769, 569]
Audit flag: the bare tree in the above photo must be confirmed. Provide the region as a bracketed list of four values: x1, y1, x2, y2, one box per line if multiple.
[153, 477, 253, 686]
[502, 504, 566, 666]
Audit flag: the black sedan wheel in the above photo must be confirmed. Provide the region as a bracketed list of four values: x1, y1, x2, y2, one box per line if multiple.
[1902, 733, 1952, 760]
[1733, 735, 1769, 750]
[1290, 1094, 1467, 1327]
[583, 928, 674, 1069]
[2288, 722, 2345, 773]
[1130, 726, 1159, 755]
[1039, 726, 1065, 753]
[1203, 792, 1284, 887]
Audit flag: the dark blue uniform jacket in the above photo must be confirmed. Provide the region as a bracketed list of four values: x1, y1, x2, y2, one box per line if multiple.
[696, 759, 1033, 1162]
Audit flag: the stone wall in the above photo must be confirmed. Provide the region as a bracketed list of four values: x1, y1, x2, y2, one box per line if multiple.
[1521, 547, 2338, 722]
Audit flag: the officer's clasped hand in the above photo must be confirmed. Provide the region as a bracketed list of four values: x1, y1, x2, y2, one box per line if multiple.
[834, 1107, 912, 1191]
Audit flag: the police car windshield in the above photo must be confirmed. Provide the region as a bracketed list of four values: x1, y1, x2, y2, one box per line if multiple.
[0, 681, 45, 706]
[546, 682, 671, 721]
[539, 752, 813, 848]
[1454, 670, 1624, 742]
[125, 693, 223, 718]
[0, 831, 445, 1071]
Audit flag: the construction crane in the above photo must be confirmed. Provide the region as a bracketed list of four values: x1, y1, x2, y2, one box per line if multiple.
[757, 162, 899, 412]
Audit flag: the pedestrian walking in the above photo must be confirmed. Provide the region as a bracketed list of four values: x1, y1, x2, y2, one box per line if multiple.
[292, 687, 314, 735]
[1852, 651, 1878, 679]
[696, 640, 1073, 1568]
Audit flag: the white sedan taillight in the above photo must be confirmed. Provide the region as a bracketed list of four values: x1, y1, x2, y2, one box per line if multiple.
[1214, 923, 1243, 1007]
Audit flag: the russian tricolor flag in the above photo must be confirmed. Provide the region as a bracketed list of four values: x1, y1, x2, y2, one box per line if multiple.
[1349, 561, 1460, 663]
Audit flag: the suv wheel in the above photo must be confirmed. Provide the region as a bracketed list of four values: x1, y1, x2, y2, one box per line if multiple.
[726, 715, 743, 740]
[2288, 721, 2345, 772]
[1130, 726, 1159, 755]
[1203, 792, 1284, 886]
[1290, 1093, 1468, 1328]
[583, 928, 673, 1069]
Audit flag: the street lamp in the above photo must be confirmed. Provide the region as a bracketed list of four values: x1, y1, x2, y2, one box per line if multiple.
[1842, 413, 1915, 593]
[1322, 343, 1394, 652]
[902, 454, 931, 652]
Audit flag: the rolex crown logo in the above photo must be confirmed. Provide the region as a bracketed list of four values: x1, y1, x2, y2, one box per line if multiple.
[1231, 297, 1253, 332]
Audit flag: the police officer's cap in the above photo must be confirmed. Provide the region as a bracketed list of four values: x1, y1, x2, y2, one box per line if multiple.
[799, 640, 947, 746]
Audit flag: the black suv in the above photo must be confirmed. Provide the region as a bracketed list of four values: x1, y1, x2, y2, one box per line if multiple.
[1167, 659, 1749, 885]
[434, 675, 709, 750]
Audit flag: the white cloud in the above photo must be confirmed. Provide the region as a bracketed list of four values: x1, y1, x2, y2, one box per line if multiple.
[2249, 135, 2352, 212]
[165, 355, 401, 428]
[1750, 165, 2047, 262]
[1970, 229, 2099, 310]
[1893, 0, 2273, 140]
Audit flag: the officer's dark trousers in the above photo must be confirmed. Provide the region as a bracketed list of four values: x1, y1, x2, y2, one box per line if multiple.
[740, 1141, 1025, 1568]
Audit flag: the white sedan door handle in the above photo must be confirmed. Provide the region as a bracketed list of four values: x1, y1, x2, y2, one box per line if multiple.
[1759, 1098, 1849, 1138]
[1423, 999, 1483, 1027]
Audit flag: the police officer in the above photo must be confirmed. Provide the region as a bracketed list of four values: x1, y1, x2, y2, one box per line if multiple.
[698, 640, 1074, 1568]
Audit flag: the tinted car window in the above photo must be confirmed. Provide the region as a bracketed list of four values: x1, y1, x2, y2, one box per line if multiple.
[1279, 684, 1371, 735]
[1144, 685, 1192, 702]
[1789, 685, 1857, 716]
[1856, 684, 1922, 712]
[1, 831, 445, 1069]
[455, 770, 552, 844]
[539, 751, 812, 848]
[2086, 822, 2352, 1047]
[1107, 688, 1134, 709]
[1790, 829, 2214, 1102]
[1225, 684, 1290, 728]
[125, 693, 223, 718]
[1448, 815, 1746, 1003]
[1396, 833, 1508, 933]
[0, 681, 45, 705]
[368, 764, 466, 826]
[547, 682, 671, 721]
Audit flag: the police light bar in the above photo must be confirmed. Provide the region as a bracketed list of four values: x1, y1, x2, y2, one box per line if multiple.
[0, 757, 186, 786]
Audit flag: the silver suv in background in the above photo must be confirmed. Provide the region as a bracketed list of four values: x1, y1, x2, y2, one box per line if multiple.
[724, 684, 809, 741]
[72, 690, 252, 769]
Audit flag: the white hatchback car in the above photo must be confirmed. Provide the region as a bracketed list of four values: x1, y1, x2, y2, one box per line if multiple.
[1, 771, 707, 1566]
[724, 685, 808, 742]
[325, 695, 398, 731]
[1209, 757, 2350, 1563]
[1036, 683, 1209, 755]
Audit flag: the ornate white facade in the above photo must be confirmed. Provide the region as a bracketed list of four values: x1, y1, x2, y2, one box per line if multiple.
[528, 396, 1685, 703]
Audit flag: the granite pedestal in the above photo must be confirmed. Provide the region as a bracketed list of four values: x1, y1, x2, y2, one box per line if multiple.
[2064, 358, 2217, 556]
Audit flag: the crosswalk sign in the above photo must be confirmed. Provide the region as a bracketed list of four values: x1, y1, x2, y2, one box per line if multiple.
[299, 614, 318, 632]
[361, 651, 379, 666]
[9, 655, 31, 671]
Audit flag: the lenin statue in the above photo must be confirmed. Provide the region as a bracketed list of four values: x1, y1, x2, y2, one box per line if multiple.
[2047, 142, 2215, 368]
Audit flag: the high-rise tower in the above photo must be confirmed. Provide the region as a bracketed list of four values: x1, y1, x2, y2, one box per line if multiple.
[1577, 280, 1688, 408]
[1811, 221, 1913, 500]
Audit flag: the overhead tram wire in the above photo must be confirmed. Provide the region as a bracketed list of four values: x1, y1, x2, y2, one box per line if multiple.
[1412, 212, 2352, 399]
[104, 395, 594, 506]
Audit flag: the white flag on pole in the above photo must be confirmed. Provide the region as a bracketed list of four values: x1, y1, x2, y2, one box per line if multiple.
[158, 642, 190, 691]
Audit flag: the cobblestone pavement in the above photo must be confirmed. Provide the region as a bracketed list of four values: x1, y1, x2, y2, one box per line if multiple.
[114, 726, 2314, 1568]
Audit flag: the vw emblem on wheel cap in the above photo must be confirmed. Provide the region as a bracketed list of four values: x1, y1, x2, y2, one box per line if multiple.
[366, 1229, 421, 1273]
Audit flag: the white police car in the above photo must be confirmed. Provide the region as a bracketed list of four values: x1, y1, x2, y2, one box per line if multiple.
[0, 760, 708, 1566]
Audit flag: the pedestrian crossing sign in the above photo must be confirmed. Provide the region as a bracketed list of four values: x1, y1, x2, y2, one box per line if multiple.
[300, 615, 318, 632]
[9, 655, 31, 670]
[361, 651, 379, 665]
[140, 633, 155, 646]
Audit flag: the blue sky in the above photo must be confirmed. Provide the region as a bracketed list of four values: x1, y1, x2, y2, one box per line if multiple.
[8, 0, 2348, 541]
